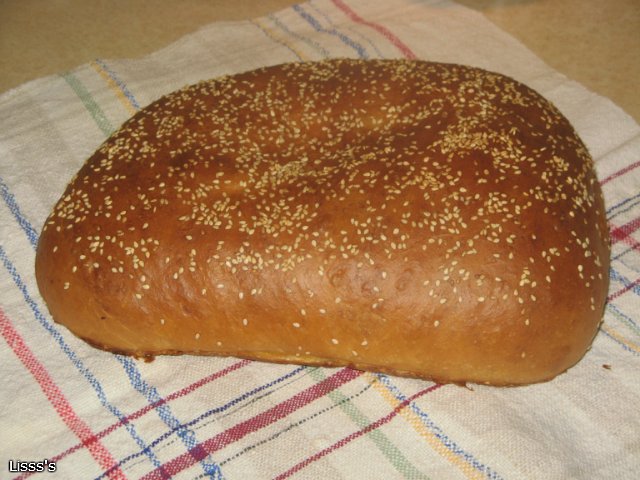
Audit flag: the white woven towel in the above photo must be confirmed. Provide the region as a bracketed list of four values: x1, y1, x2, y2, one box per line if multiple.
[1, 1, 638, 479]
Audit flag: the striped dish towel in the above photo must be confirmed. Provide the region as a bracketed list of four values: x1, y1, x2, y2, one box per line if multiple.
[1, 0, 638, 478]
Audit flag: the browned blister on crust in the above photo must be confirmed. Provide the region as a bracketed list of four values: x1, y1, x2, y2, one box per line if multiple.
[35, 59, 610, 386]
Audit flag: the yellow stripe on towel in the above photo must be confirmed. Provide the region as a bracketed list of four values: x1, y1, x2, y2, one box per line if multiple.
[90, 60, 138, 116]
[366, 372, 485, 480]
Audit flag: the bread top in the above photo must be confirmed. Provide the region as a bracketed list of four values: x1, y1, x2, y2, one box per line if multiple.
[36, 59, 610, 385]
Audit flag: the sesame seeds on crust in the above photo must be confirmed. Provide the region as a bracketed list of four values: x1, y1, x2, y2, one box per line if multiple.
[36, 59, 610, 385]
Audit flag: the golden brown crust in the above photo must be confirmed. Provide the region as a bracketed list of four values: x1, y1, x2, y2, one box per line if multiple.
[35, 59, 610, 386]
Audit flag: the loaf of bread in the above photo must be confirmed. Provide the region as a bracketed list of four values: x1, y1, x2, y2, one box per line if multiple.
[35, 59, 610, 386]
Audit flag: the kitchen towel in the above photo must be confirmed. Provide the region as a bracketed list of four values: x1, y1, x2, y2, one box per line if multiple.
[1, 0, 638, 478]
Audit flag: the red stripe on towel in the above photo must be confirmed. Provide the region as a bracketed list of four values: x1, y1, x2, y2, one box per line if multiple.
[610, 217, 640, 244]
[331, 0, 417, 59]
[0, 308, 126, 479]
[601, 159, 640, 186]
[21, 359, 251, 476]
[141, 367, 361, 480]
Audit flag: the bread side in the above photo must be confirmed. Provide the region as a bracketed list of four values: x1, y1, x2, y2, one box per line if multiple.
[35, 59, 610, 385]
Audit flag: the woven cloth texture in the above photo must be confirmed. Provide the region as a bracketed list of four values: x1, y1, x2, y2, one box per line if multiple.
[1, 0, 639, 478]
